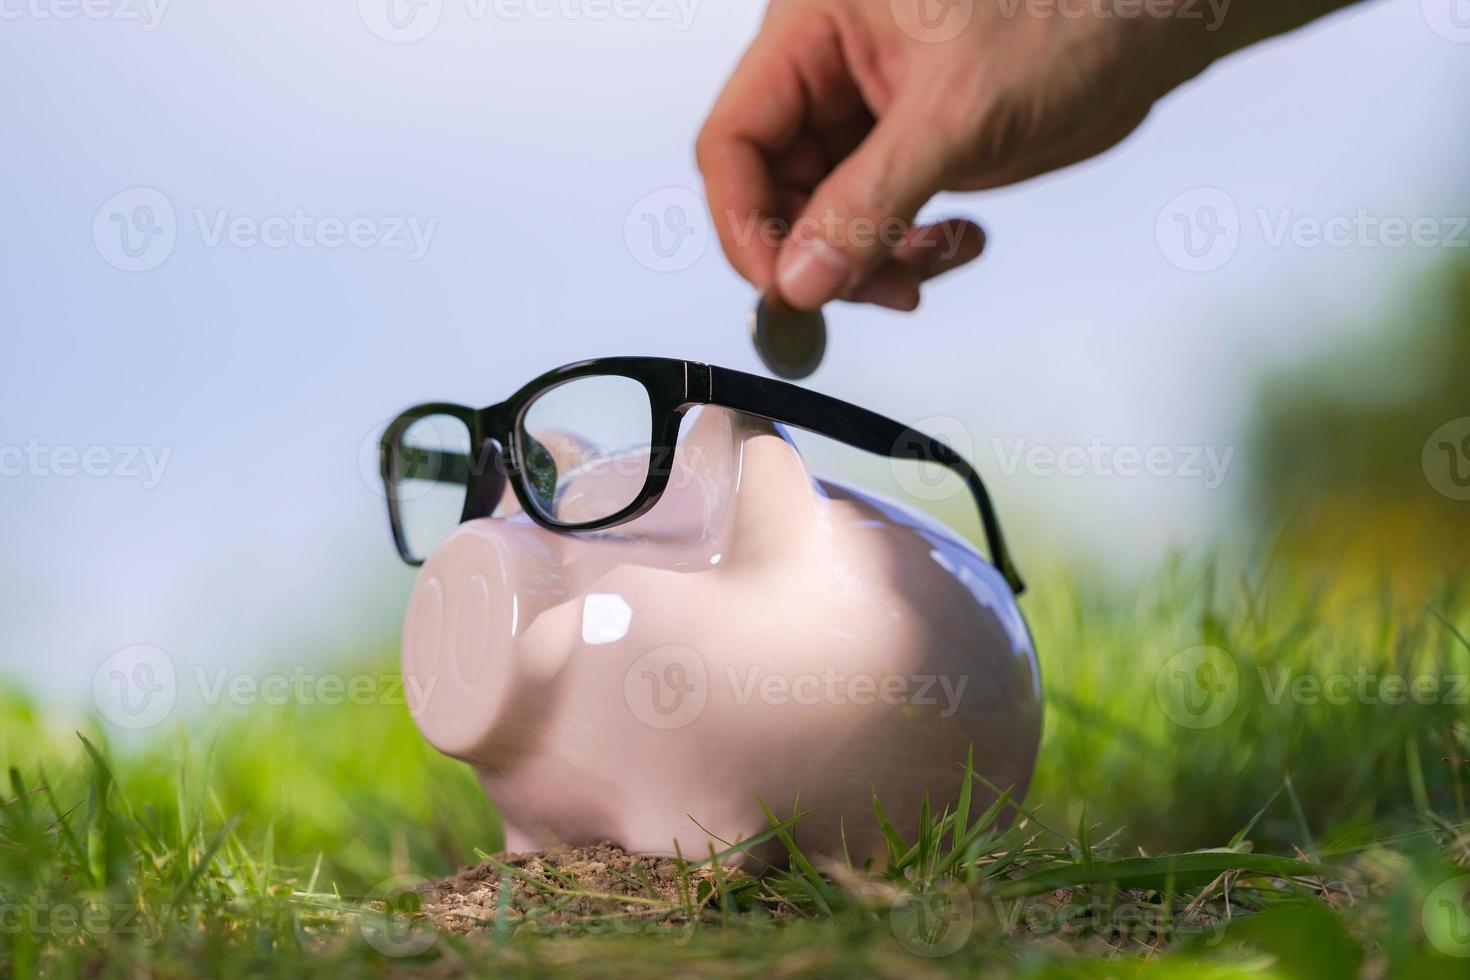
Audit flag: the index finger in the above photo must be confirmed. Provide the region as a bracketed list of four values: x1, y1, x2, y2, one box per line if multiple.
[696, 15, 850, 290]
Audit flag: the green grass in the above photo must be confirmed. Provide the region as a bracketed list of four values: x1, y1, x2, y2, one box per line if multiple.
[1028, 550, 1470, 853]
[4, 544, 1470, 976]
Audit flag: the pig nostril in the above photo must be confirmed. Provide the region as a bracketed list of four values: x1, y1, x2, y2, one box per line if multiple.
[452, 573, 494, 685]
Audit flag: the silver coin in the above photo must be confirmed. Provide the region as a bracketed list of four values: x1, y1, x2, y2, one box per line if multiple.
[749, 289, 827, 380]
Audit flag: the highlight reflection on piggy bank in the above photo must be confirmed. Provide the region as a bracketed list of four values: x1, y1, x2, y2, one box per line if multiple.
[399, 404, 1042, 865]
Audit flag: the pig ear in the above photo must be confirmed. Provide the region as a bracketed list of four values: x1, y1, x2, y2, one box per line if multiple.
[629, 405, 817, 544]
[621, 406, 742, 537]
[721, 410, 823, 558]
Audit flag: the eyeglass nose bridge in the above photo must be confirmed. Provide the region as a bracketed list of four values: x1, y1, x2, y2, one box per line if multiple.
[462, 436, 509, 522]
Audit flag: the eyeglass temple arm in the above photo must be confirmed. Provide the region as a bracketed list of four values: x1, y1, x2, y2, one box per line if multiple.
[385, 446, 473, 485]
[384, 440, 508, 524]
[704, 366, 1026, 596]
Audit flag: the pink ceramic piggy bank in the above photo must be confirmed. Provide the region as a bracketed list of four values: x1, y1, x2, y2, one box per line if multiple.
[401, 405, 1041, 866]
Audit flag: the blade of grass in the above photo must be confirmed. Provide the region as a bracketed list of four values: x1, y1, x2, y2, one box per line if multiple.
[989, 851, 1338, 898]
[1229, 782, 1286, 850]
[871, 788, 910, 869]
[757, 796, 836, 914]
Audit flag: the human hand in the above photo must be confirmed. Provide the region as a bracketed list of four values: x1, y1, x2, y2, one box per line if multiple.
[697, 0, 1350, 311]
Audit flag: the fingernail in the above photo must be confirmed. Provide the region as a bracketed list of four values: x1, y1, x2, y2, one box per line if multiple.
[776, 238, 850, 311]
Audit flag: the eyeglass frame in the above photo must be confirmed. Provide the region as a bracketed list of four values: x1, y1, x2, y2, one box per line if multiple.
[379, 356, 1025, 595]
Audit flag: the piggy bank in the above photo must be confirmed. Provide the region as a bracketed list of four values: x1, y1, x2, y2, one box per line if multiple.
[401, 405, 1042, 866]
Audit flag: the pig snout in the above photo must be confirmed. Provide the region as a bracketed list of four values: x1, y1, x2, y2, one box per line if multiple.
[401, 518, 560, 766]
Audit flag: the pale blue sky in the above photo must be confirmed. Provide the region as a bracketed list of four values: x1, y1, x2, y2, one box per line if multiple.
[2, 0, 1467, 702]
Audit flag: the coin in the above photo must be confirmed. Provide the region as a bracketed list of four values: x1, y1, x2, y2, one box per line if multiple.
[749, 289, 827, 380]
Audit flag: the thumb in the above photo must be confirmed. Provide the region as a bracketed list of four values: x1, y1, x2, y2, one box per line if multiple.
[774, 107, 952, 310]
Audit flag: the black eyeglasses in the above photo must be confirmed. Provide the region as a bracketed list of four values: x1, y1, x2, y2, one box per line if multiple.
[379, 357, 1024, 594]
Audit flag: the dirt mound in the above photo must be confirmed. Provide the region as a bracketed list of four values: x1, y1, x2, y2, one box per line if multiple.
[418, 842, 745, 933]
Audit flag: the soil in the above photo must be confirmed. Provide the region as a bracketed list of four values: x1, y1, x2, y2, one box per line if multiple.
[417, 841, 746, 934]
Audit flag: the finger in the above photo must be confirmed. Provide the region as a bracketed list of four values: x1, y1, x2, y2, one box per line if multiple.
[775, 187, 811, 230]
[847, 265, 921, 311]
[696, 16, 853, 290]
[771, 134, 828, 196]
[812, 110, 874, 173]
[890, 218, 986, 280]
[696, 31, 803, 288]
[840, 220, 984, 312]
[774, 93, 959, 310]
